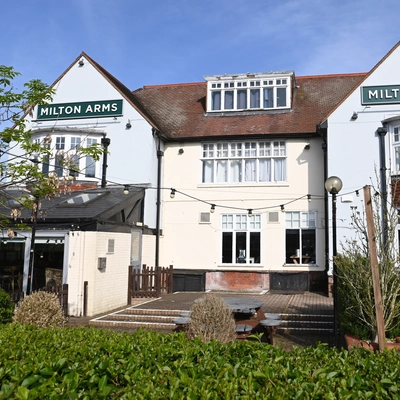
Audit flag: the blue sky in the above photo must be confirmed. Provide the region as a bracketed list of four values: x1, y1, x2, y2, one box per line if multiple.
[3, 0, 400, 91]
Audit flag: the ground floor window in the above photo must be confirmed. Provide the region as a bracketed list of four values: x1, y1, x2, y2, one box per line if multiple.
[285, 211, 316, 264]
[222, 214, 261, 264]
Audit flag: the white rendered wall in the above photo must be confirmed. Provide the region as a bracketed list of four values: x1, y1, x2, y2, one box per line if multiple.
[67, 231, 131, 316]
[160, 138, 325, 273]
[21, 55, 159, 229]
[327, 45, 400, 255]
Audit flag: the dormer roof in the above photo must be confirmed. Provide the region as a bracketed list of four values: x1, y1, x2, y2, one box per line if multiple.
[132, 73, 366, 140]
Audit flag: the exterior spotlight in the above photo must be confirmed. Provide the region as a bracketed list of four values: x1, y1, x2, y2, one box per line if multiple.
[307, 194, 312, 202]
[123, 185, 129, 195]
[210, 204, 216, 213]
[280, 205, 285, 213]
[351, 111, 358, 120]
[78, 59, 84, 66]
[126, 120, 132, 129]
[170, 189, 176, 199]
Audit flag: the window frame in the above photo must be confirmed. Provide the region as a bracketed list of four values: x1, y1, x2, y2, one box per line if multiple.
[392, 126, 400, 173]
[201, 140, 286, 184]
[221, 213, 262, 265]
[206, 75, 291, 112]
[285, 211, 317, 266]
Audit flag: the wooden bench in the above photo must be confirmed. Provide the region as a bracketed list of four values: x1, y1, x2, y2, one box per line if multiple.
[173, 316, 191, 331]
[235, 323, 253, 340]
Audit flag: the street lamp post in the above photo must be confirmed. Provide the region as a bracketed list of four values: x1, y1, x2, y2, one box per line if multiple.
[325, 175, 343, 347]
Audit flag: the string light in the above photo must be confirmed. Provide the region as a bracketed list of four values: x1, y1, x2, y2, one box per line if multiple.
[355, 190, 360, 197]
[123, 185, 129, 195]
[248, 209, 253, 218]
[307, 194, 312, 202]
[170, 188, 176, 199]
[280, 205, 285, 213]
[210, 204, 215, 213]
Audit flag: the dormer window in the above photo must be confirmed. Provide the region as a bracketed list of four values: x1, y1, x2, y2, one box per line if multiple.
[205, 72, 293, 112]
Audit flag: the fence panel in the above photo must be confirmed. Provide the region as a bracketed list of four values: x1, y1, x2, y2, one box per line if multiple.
[128, 265, 173, 303]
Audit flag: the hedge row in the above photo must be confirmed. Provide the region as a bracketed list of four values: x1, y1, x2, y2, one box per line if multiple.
[1, 324, 400, 399]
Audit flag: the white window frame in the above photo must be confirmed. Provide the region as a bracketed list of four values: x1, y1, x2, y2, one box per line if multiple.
[285, 211, 317, 265]
[206, 74, 291, 112]
[32, 133, 100, 180]
[221, 214, 261, 265]
[392, 126, 400, 173]
[201, 141, 286, 184]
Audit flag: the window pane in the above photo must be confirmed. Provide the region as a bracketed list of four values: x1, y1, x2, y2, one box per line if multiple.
[245, 159, 256, 181]
[42, 156, 49, 174]
[249, 214, 261, 229]
[274, 159, 286, 181]
[236, 232, 247, 263]
[302, 229, 316, 263]
[237, 89, 247, 109]
[250, 89, 260, 108]
[250, 232, 260, 263]
[85, 156, 95, 177]
[235, 215, 247, 230]
[55, 154, 64, 177]
[202, 160, 214, 183]
[212, 91, 221, 110]
[259, 159, 271, 182]
[277, 87, 287, 107]
[263, 88, 274, 108]
[222, 232, 233, 263]
[286, 229, 299, 264]
[216, 160, 227, 182]
[230, 159, 241, 182]
[224, 91, 234, 110]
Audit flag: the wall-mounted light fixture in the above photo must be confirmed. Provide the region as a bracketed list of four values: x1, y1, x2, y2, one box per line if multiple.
[178, 148, 184, 154]
[351, 111, 358, 120]
[78, 59, 84, 67]
[123, 185, 129, 195]
[304, 143, 310, 150]
[126, 120, 132, 129]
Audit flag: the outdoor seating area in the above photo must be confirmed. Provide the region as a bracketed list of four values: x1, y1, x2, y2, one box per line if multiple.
[173, 296, 282, 343]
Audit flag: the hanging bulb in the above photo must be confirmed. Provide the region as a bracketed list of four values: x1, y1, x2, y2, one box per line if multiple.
[307, 194, 312, 202]
[248, 209, 253, 218]
[355, 190, 360, 197]
[123, 185, 129, 195]
[210, 204, 216, 213]
[281, 205, 285, 213]
[170, 188, 176, 199]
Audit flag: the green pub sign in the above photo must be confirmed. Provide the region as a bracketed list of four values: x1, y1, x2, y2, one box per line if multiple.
[361, 85, 400, 105]
[37, 99, 123, 120]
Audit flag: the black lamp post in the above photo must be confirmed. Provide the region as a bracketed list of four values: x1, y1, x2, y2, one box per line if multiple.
[325, 175, 343, 347]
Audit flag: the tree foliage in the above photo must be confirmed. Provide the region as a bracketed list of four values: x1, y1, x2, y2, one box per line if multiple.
[336, 186, 400, 339]
[0, 66, 104, 230]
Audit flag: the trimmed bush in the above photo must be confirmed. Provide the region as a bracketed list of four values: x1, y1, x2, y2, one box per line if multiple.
[186, 293, 236, 343]
[0, 289, 14, 324]
[13, 291, 65, 328]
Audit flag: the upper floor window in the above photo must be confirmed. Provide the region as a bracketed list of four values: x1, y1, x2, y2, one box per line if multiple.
[202, 141, 286, 184]
[205, 72, 293, 112]
[393, 126, 400, 172]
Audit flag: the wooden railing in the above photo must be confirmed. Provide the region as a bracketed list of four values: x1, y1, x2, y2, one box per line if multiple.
[128, 265, 173, 303]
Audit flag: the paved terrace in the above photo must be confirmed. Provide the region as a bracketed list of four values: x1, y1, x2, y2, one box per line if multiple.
[131, 291, 333, 316]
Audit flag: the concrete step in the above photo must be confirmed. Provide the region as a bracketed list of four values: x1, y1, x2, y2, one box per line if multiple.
[89, 308, 334, 333]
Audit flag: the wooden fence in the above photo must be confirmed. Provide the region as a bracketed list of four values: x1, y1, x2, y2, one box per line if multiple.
[128, 265, 173, 303]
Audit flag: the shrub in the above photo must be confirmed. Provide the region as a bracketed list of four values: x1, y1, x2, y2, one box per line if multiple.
[13, 291, 65, 328]
[0, 289, 14, 324]
[186, 294, 236, 343]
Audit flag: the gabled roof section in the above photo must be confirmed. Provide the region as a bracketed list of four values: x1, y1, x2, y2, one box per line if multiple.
[46, 52, 160, 130]
[132, 73, 366, 140]
[321, 41, 400, 123]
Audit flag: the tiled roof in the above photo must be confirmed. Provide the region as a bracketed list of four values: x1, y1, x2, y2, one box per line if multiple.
[131, 73, 367, 140]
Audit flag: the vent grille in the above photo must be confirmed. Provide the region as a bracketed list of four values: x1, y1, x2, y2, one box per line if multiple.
[200, 212, 211, 223]
[268, 211, 279, 223]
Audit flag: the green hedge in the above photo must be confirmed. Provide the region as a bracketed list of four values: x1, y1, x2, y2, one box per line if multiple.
[1, 324, 400, 399]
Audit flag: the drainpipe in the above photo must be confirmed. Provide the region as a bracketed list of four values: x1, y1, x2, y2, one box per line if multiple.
[101, 137, 111, 188]
[317, 122, 329, 296]
[377, 126, 388, 247]
[26, 196, 39, 295]
[154, 129, 163, 268]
